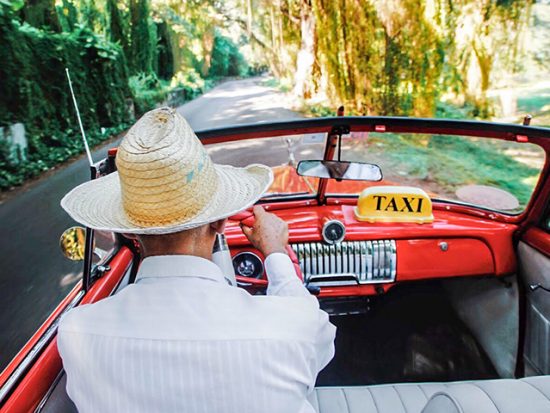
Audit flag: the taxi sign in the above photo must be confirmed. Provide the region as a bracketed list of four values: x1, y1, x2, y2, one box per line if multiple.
[354, 186, 434, 224]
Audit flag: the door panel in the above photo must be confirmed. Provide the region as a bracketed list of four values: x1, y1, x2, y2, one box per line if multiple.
[518, 232, 550, 375]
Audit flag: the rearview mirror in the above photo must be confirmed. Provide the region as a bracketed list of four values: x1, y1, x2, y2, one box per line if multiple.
[297, 160, 383, 181]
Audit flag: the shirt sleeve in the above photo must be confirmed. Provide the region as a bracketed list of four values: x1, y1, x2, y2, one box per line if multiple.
[314, 306, 336, 373]
[265, 252, 309, 297]
[265, 252, 336, 375]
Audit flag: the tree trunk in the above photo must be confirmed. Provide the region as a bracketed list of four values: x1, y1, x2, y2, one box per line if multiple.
[247, 0, 253, 34]
[293, 0, 316, 99]
[24, 0, 61, 32]
[472, 39, 493, 116]
[201, 29, 215, 78]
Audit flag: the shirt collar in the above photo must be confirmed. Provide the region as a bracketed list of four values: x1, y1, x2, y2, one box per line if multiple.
[135, 255, 227, 284]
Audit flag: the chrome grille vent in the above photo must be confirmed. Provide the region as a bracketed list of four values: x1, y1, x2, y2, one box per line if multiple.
[291, 240, 397, 285]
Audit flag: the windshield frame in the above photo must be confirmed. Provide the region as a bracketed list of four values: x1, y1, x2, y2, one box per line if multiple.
[195, 116, 550, 223]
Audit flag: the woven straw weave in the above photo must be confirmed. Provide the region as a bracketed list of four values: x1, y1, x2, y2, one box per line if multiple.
[61, 107, 272, 234]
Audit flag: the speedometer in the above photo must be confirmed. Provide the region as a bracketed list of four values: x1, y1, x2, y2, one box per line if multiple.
[322, 220, 346, 244]
[232, 252, 264, 278]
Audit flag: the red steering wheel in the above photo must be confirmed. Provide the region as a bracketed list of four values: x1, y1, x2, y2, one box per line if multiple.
[229, 210, 303, 287]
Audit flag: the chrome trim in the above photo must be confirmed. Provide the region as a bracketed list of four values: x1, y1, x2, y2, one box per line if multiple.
[373, 241, 379, 279]
[322, 220, 346, 244]
[232, 251, 264, 278]
[291, 240, 397, 285]
[0, 290, 85, 404]
[307, 274, 359, 287]
[390, 240, 397, 278]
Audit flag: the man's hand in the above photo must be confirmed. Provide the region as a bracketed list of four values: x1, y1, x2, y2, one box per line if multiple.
[240, 205, 288, 256]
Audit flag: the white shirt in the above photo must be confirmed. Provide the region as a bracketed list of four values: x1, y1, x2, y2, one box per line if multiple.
[58, 253, 336, 413]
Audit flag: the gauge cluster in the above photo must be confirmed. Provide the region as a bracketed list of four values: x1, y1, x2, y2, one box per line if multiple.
[322, 220, 346, 244]
[232, 252, 264, 279]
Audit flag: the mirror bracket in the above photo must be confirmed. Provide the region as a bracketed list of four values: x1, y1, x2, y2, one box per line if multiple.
[330, 124, 350, 136]
[329, 124, 349, 163]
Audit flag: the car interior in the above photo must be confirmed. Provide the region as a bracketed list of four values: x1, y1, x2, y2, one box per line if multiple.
[37, 214, 550, 413]
[5, 119, 549, 413]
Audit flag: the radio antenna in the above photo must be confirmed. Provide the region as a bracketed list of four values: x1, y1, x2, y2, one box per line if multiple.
[65, 68, 93, 166]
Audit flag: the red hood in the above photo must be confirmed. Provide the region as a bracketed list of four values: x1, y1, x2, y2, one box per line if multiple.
[269, 164, 406, 195]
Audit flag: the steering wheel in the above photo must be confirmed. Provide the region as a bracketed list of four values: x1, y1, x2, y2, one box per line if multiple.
[229, 210, 304, 288]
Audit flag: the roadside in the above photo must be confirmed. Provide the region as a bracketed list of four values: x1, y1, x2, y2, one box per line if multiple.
[0, 131, 125, 205]
[0, 76, 280, 205]
[0, 76, 301, 371]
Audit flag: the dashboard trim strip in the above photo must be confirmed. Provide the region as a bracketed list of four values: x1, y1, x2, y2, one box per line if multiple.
[291, 240, 397, 285]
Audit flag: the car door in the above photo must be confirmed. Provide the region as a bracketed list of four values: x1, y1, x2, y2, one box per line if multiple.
[518, 206, 550, 375]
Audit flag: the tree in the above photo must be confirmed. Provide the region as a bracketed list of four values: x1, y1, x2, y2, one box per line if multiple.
[129, 0, 157, 74]
[106, 0, 128, 52]
[293, 0, 316, 98]
[23, 0, 62, 31]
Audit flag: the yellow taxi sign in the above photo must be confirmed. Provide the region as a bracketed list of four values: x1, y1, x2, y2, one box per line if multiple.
[354, 186, 434, 224]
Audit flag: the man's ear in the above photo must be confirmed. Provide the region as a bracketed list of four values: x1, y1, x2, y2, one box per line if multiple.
[121, 233, 139, 240]
[210, 218, 227, 234]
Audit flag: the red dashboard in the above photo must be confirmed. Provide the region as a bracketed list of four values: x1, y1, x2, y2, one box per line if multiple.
[225, 203, 517, 298]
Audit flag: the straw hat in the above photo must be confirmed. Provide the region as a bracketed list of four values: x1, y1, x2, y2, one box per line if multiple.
[61, 107, 273, 234]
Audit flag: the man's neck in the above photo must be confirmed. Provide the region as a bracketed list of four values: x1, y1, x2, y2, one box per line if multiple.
[140, 237, 214, 260]
[143, 247, 213, 261]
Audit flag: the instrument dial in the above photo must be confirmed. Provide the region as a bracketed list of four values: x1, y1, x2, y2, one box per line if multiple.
[232, 252, 264, 278]
[322, 220, 346, 244]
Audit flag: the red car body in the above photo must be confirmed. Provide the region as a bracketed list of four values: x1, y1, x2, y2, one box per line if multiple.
[1, 116, 549, 412]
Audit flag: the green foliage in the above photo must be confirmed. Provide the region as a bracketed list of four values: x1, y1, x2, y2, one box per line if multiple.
[128, 72, 168, 114]
[106, 0, 128, 51]
[56, 0, 78, 32]
[156, 20, 174, 80]
[170, 68, 213, 100]
[364, 132, 542, 210]
[249, 0, 532, 118]
[21, 0, 61, 31]
[435, 102, 480, 120]
[208, 33, 249, 78]
[0, 123, 129, 189]
[0, 3, 132, 189]
[129, 0, 157, 74]
[0, 0, 261, 190]
[311, 0, 446, 116]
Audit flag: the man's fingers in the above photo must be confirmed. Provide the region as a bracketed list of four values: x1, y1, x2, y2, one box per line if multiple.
[253, 205, 265, 216]
[240, 224, 253, 238]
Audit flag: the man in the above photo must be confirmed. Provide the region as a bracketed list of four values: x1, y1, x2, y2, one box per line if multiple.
[58, 107, 336, 412]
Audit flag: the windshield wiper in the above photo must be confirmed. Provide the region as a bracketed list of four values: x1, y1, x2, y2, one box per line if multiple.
[261, 191, 310, 199]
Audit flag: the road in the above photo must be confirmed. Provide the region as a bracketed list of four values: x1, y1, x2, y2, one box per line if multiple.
[0, 77, 303, 370]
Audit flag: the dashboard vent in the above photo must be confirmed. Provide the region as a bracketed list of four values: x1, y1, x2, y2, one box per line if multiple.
[291, 240, 397, 285]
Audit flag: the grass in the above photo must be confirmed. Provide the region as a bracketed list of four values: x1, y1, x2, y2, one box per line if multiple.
[266, 75, 548, 211]
[346, 133, 544, 211]
[261, 76, 292, 93]
[517, 93, 550, 115]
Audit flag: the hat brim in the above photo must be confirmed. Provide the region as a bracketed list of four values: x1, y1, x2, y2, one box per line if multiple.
[61, 164, 273, 234]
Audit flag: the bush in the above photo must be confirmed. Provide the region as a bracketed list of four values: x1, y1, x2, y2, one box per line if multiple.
[209, 33, 248, 78]
[129, 72, 169, 115]
[0, 3, 133, 190]
[170, 68, 206, 100]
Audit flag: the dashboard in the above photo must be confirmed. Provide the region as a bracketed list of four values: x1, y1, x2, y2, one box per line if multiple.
[226, 204, 518, 299]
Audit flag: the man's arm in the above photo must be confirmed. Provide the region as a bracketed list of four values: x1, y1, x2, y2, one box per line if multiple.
[241, 205, 336, 373]
[264, 252, 309, 297]
[241, 205, 307, 297]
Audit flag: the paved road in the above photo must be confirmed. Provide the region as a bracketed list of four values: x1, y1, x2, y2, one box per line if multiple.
[0, 77, 303, 370]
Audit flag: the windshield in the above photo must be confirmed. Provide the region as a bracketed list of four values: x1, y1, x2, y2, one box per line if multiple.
[205, 131, 546, 214]
[206, 134, 325, 197]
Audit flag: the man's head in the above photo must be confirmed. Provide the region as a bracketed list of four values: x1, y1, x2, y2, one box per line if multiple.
[125, 219, 226, 259]
[61, 108, 272, 235]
